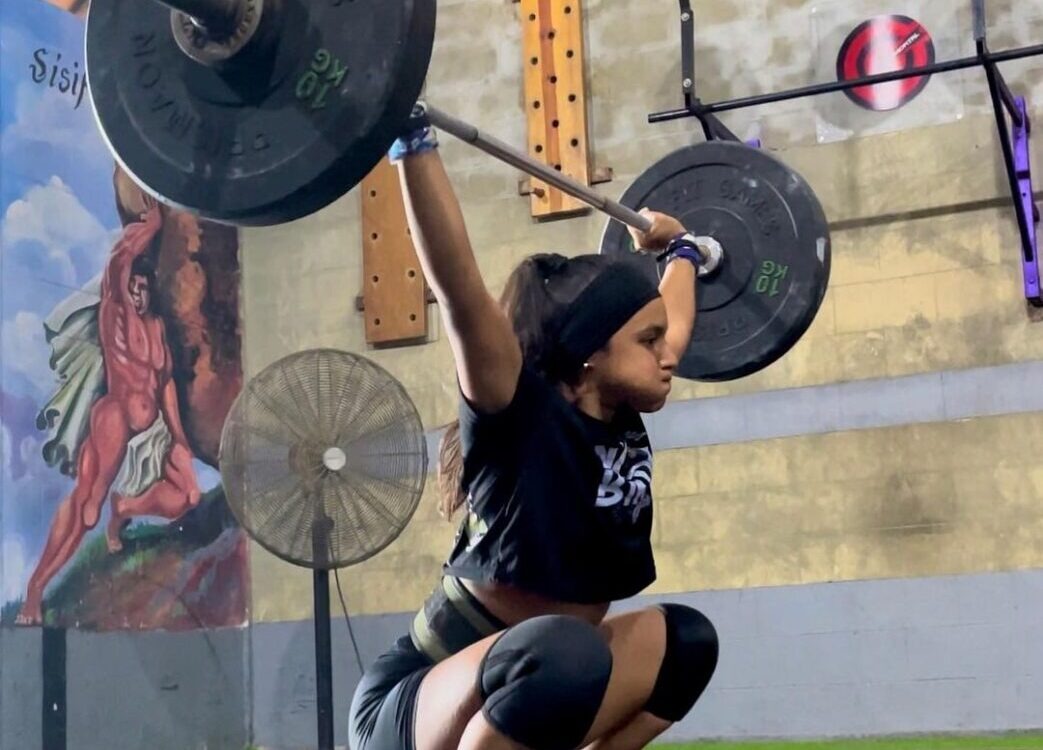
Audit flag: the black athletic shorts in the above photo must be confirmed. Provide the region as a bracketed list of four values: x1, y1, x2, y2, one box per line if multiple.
[348, 635, 434, 750]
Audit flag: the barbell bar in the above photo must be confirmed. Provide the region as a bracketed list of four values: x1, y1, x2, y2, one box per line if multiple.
[424, 106, 652, 233]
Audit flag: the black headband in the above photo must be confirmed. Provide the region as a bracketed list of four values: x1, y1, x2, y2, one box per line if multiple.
[551, 262, 661, 373]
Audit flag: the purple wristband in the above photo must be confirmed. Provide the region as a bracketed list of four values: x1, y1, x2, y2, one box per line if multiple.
[663, 244, 704, 268]
[656, 233, 705, 266]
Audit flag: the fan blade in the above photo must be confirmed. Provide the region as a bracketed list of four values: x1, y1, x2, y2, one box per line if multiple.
[248, 379, 321, 445]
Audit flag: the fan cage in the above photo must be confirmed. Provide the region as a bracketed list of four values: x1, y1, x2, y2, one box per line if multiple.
[218, 349, 429, 569]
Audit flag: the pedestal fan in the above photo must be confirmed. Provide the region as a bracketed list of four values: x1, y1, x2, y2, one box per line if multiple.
[219, 349, 428, 749]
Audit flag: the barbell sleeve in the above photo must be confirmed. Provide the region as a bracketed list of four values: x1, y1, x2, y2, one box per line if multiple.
[150, 0, 239, 34]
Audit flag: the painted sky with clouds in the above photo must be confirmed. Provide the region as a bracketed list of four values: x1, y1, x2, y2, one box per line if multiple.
[1, 0, 119, 604]
[0, 1, 219, 606]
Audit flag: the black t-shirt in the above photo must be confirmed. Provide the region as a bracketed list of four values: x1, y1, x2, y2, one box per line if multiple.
[443, 366, 656, 604]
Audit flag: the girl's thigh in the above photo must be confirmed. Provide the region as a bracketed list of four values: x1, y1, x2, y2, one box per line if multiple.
[412, 607, 669, 750]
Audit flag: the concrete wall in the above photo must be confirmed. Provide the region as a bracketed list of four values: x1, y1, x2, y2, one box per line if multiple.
[234, 0, 1043, 745]
[244, 569, 1043, 747]
[1, 626, 250, 750]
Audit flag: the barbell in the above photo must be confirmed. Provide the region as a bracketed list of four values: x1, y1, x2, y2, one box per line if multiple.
[85, 0, 831, 381]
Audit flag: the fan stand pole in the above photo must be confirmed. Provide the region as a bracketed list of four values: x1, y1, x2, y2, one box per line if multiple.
[313, 514, 336, 750]
[313, 568, 335, 750]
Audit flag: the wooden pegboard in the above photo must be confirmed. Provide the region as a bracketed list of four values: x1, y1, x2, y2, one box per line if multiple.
[519, 0, 592, 219]
[360, 158, 428, 346]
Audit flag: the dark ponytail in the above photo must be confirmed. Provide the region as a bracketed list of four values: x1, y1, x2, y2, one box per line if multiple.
[436, 253, 613, 521]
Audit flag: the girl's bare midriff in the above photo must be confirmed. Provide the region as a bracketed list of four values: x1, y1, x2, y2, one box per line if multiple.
[462, 577, 610, 628]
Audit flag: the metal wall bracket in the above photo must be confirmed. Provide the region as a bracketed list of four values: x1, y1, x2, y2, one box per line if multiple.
[978, 7, 1042, 307]
[1012, 97, 1041, 305]
[675, 0, 741, 143]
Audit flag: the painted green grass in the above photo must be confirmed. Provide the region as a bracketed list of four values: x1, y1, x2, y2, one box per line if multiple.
[657, 735, 1043, 750]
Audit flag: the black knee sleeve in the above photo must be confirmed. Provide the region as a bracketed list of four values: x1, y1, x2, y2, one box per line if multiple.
[477, 614, 612, 750]
[644, 604, 719, 722]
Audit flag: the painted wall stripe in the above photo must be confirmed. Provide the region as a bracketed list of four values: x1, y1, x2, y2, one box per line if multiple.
[421, 359, 1043, 459]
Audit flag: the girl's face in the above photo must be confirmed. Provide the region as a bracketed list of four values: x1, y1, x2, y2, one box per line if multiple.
[586, 298, 677, 414]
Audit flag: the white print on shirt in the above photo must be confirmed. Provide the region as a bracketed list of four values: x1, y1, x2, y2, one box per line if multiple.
[593, 430, 652, 523]
[461, 493, 489, 553]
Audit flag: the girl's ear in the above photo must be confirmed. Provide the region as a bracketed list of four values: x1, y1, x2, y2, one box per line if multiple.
[572, 356, 600, 393]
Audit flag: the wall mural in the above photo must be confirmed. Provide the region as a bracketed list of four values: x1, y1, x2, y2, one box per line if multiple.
[1, 0, 249, 630]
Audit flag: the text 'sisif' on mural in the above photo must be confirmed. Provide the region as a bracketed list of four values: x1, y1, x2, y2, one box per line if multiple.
[2, 0, 249, 631]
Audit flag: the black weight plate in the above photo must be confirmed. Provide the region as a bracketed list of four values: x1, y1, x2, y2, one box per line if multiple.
[600, 142, 831, 382]
[86, 0, 435, 226]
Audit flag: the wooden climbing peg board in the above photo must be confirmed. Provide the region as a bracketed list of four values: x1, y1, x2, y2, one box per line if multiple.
[360, 157, 428, 345]
[519, 0, 592, 219]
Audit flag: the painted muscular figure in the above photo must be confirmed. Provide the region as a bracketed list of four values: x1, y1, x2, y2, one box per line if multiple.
[16, 206, 201, 626]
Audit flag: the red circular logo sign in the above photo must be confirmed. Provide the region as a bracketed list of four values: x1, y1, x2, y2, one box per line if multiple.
[836, 15, 936, 111]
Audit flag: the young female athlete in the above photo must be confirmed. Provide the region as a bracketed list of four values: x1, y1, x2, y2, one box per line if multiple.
[349, 106, 719, 750]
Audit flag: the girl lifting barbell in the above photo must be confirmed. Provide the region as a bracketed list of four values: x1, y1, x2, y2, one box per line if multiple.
[348, 105, 719, 750]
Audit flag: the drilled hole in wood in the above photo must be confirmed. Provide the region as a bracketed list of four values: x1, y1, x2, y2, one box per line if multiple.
[535, 144, 544, 153]
[566, 49, 574, 58]
[528, 12, 536, 20]
[375, 318, 381, 326]
[565, 5, 572, 13]
[552, 119, 559, 128]
[548, 30, 556, 39]
[568, 93, 577, 102]
[550, 75, 558, 84]
[371, 232, 378, 240]
[533, 100, 541, 109]
[530, 56, 538, 65]
[369, 189, 377, 197]
[554, 164, 562, 171]
[408, 269, 417, 278]
[409, 314, 417, 322]
[372, 275, 379, 283]
[571, 138, 579, 147]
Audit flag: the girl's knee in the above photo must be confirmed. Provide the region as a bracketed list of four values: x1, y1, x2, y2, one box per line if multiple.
[643, 604, 719, 722]
[477, 615, 612, 750]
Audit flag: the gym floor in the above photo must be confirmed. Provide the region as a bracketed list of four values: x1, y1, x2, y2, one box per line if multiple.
[658, 735, 1043, 749]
